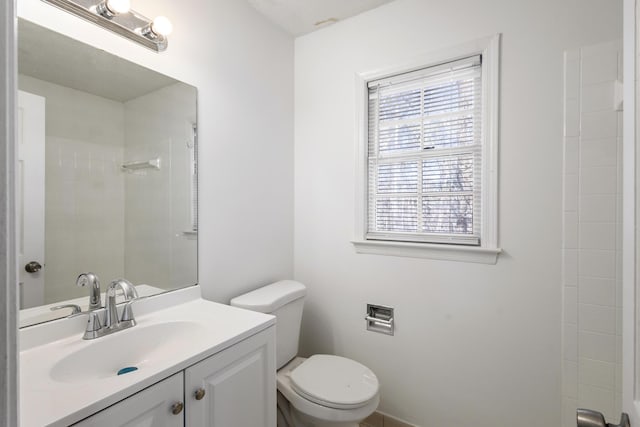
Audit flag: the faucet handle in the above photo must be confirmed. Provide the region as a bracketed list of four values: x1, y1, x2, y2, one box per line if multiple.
[82, 312, 102, 340]
[50, 304, 82, 316]
[120, 300, 137, 326]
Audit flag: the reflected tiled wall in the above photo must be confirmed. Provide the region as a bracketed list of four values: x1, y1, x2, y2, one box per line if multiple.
[562, 41, 623, 427]
[18, 74, 126, 304]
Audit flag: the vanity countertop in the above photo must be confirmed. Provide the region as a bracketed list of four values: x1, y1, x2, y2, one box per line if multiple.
[19, 287, 275, 427]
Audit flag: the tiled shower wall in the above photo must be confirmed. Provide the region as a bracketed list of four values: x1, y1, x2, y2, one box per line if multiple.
[562, 40, 623, 427]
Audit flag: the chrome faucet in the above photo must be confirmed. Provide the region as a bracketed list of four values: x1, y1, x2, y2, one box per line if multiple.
[82, 278, 139, 340]
[76, 272, 102, 310]
[104, 278, 138, 329]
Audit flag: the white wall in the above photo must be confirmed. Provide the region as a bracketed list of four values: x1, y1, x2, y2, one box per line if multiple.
[18, 75, 126, 304]
[17, 0, 294, 303]
[124, 82, 197, 290]
[294, 0, 621, 426]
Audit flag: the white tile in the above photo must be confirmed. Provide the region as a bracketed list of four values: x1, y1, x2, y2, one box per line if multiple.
[616, 307, 622, 336]
[614, 393, 623, 419]
[564, 360, 578, 399]
[579, 331, 616, 362]
[581, 50, 618, 85]
[581, 82, 615, 113]
[578, 304, 616, 334]
[565, 98, 580, 137]
[563, 398, 579, 427]
[579, 250, 616, 279]
[564, 211, 578, 249]
[579, 358, 615, 389]
[578, 222, 616, 250]
[581, 41, 620, 59]
[580, 138, 617, 168]
[580, 167, 617, 195]
[564, 287, 577, 324]
[564, 323, 578, 361]
[579, 195, 616, 222]
[617, 148, 623, 196]
[564, 137, 579, 174]
[565, 58, 580, 100]
[616, 280, 622, 307]
[578, 384, 615, 421]
[615, 362, 622, 392]
[564, 249, 578, 287]
[581, 111, 618, 140]
[564, 174, 579, 212]
[578, 276, 615, 306]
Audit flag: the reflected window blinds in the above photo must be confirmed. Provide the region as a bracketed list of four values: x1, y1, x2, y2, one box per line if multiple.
[366, 55, 482, 245]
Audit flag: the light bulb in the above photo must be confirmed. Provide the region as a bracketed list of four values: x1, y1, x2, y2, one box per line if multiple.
[105, 0, 130, 14]
[151, 16, 173, 37]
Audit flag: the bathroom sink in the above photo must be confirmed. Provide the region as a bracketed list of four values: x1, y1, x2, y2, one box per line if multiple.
[21, 291, 277, 427]
[49, 321, 206, 384]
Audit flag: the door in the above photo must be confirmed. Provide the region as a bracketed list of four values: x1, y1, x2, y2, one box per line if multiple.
[184, 327, 276, 427]
[72, 373, 185, 427]
[17, 90, 45, 309]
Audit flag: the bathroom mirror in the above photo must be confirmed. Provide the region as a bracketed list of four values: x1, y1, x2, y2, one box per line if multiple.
[17, 19, 198, 327]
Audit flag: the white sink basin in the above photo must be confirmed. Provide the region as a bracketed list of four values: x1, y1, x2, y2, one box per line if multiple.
[49, 321, 206, 384]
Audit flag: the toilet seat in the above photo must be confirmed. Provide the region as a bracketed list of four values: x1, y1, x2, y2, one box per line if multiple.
[277, 357, 380, 424]
[290, 355, 379, 410]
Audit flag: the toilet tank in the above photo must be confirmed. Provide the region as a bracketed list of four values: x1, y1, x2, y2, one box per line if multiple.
[230, 280, 306, 369]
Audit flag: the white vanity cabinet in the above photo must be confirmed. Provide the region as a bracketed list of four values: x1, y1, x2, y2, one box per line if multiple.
[185, 325, 276, 427]
[72, 373, 185, 427]
[70, 326, 275, 427]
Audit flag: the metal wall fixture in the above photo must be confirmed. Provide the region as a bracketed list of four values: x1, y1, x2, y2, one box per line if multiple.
[365, 304, 395, 335]
[41, 0, 173, 52]
[121, 158, 161, 172]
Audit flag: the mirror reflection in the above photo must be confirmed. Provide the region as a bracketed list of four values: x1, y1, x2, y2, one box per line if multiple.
[17, 19, 198, 327]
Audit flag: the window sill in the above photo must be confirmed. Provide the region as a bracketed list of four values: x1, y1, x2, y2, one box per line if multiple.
[351, 240, 501, 264]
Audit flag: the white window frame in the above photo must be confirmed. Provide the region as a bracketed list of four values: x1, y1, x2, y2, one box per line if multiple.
[352, 34, 502, 264]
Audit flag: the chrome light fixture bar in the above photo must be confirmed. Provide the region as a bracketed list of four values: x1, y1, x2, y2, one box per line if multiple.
[41, 0, 171, 52]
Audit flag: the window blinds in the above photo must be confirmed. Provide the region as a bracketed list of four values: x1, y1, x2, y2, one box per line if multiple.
[367, 56, 482, 245]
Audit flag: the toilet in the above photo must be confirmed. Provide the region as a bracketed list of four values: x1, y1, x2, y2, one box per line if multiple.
[230, 280, 380, 427]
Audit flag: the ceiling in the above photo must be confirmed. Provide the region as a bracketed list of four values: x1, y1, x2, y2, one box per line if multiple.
[18, 20, 177, 103]
[247, 0, 395, 36]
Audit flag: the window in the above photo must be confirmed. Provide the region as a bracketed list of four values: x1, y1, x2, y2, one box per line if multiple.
[189, 124, 198, 232]
[353, 36, 500, 263]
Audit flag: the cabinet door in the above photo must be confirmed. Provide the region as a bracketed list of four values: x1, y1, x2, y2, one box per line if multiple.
[185, 327, 276, 427]
[73, 373, 184, 427]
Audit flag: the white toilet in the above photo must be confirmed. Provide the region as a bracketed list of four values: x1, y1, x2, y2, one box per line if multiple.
[230, 280, 380, 427]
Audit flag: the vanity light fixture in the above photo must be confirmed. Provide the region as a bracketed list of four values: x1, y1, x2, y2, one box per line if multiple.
[41, 0, 172, 52]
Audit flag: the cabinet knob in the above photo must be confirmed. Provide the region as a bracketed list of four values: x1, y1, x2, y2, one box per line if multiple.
[195, 388, 206, 400]
[171, 402, 184, 415]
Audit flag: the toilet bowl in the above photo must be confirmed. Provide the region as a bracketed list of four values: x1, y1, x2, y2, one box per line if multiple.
[230, 280, 380, 427]
[277, 356, 379, 427]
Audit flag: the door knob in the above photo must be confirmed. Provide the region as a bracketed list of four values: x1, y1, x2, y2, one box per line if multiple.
[577, 409, 630, 427]
[24, 261, 42, 273]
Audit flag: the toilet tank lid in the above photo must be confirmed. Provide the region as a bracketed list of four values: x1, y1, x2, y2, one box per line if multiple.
[230, 280, 306, 313]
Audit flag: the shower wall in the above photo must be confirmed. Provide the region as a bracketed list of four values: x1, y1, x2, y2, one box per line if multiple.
[561, 40, 623, 427]
[123, 82, 197, 290]
[18, 75, 126, 304]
